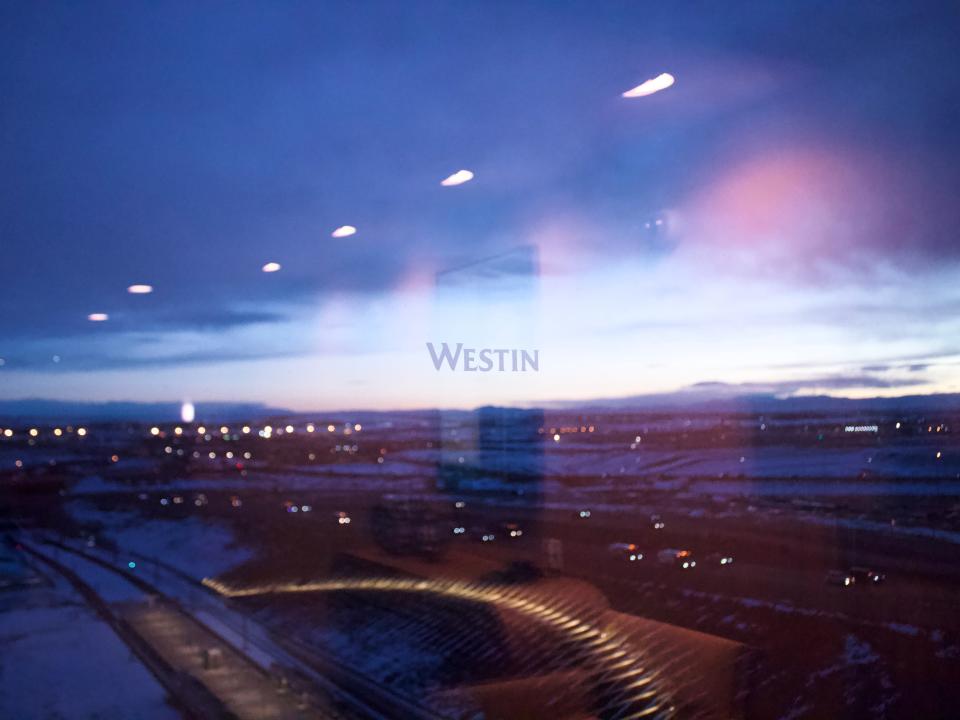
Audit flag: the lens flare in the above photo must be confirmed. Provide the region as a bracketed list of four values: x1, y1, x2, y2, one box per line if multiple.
[261, 262, 281, 273]
[126, 284, 153, 294]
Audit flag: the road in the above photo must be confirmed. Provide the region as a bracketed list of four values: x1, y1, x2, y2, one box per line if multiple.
[21, 538, 353, 720]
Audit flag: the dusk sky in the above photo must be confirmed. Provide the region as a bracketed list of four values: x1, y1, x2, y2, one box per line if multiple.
[3, 1, 960, 410]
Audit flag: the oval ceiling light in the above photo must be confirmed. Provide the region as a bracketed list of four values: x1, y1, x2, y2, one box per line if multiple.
[87, 313, 109, 322]
[127, 284, 153, 294]
[441, 169, 474, 187]
[261, 262, 282, 273]
[331, 225, 357, 238]
[622, 72, 675, 98]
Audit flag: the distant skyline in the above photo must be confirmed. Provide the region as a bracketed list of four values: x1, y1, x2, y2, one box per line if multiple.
[3, 2, 960, 410]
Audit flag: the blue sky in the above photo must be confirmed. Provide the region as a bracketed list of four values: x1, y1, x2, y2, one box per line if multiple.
[2, 1, 960, 410]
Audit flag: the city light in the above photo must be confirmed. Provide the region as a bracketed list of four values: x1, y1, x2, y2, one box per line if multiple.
[150, 427, 160, 436]
[622, 72, 674, 98]
[440, 169, 474, 186]
[76, 428, 86, 436]
[331, 225, 357, 238]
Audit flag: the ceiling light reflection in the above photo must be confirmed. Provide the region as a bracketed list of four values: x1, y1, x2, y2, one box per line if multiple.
[441, 169, 474, 186]
[622, 72, 674, 98]
[331, 225, 357, 238]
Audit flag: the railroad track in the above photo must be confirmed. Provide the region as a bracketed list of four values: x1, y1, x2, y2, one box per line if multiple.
[25, 535, 446, 720]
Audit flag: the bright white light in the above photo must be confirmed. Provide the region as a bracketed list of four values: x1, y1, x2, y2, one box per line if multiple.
[441, 169, 474, 186]
[622, 72, 675, 98]
[180, 402, 195, 423]
[127, 284, 153, 294]
[844, 425, 878, 433]
[87, 313, 109, 322]
[331, 225, 357, 238]
[261, 262, 281, 273]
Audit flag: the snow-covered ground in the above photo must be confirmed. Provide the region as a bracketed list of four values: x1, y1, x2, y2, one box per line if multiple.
[0, 584, 179, 719]
[67, 500, 252, 578]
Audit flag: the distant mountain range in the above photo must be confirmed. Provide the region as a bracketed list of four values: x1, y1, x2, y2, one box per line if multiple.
[1, 389, 958, 422]
[547, 389, 960, 414]
[0, 400, 287, 422]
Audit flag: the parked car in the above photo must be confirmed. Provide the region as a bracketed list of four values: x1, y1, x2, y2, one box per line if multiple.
[849, 566, 885, 584]
[705, 552, 734, 567]
[826, 570, 856, 587]
[609, 542, 644, 562]
[657, 548, 696, 569]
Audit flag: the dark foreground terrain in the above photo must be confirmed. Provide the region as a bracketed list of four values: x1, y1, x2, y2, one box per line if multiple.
[1, 406, 958, 719]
